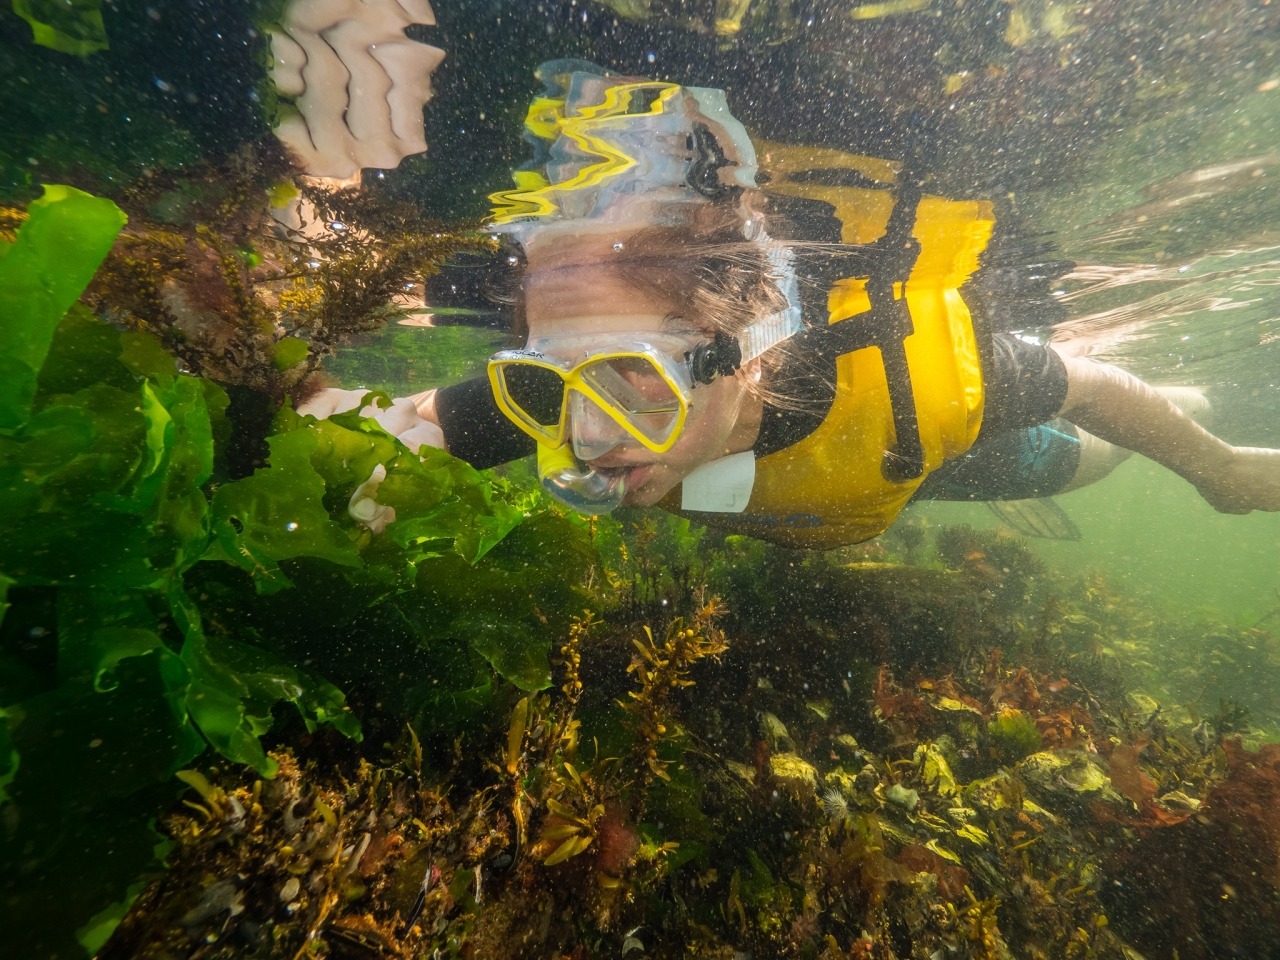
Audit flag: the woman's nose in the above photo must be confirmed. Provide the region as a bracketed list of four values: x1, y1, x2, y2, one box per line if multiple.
[568, 391, 633, 461]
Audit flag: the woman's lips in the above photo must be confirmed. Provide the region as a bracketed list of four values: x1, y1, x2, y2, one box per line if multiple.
[594, 462, 653, 490]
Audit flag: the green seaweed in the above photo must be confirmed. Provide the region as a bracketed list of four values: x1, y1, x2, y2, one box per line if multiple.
[0, 186, 594, 957]
[0, 184, 124, 429]
[11, 0, 107, 56]
[986, 708, 1044, 765]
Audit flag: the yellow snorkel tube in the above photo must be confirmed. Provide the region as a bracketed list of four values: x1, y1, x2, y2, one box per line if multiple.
[536, 441, 627, 515]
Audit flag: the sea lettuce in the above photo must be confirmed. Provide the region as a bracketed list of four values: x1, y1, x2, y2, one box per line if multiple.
[0, 705, 15, 804]
[0, 184, 123, 429]
[0, 185, 594, 956]
[208, 426, 366, 594]
[11, 0, 109, 56]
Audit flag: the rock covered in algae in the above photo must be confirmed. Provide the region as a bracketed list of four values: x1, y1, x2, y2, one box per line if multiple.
[769, 752, 818, 791]
[912, 741, 959, 798]
[885, 783, 920, 813]
[963, 769, 1057, 820]
[985, 707, 1044, 763]
[1019, 750, 1126, 812]
[830, 732, 862, 761]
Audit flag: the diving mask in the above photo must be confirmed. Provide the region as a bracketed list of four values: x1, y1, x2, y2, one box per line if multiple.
[488, 331, 739, 456]
[491, 331, 741, 515]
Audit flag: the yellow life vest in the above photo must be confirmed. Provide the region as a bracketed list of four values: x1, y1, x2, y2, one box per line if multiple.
[676, 145, 994, 549]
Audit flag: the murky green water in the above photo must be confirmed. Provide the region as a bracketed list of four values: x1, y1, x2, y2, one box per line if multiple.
[4, 1, 1280, 958]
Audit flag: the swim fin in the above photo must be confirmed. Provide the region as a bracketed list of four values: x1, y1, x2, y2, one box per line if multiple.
[986, 497, 1082, 540]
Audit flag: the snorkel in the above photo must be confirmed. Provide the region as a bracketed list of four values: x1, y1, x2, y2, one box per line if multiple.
[537, 440, 627, 513]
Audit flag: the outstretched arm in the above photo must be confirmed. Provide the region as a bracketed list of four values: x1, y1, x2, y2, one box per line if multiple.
[297, 379, 535, 468]
[1053, 349, 1280, 514]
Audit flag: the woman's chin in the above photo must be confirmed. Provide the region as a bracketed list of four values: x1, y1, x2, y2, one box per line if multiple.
[618, 464, 674, 506]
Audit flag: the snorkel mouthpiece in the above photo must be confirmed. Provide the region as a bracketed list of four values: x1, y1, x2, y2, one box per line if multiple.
[537, 442, 627, 515]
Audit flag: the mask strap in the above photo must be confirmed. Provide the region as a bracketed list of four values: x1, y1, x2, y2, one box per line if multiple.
[738, 242, 804, 362]
[686, 242, 802, 385]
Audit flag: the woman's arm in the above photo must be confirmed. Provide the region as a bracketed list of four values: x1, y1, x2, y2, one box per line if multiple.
[1053, 348, 1280, 513]
[297, 377, 536, 469]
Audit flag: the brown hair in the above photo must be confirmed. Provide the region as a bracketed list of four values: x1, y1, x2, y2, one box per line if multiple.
[505, 200, 830, 410]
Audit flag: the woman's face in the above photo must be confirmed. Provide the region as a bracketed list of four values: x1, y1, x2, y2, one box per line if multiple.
[523, 262, 761, 507]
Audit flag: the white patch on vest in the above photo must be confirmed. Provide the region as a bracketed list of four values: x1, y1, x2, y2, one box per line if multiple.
[680, 452, 756, 513]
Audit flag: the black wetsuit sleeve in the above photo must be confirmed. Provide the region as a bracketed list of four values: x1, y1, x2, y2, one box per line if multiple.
[980, 334, 1069, 434]
[434, 376, 535, 469]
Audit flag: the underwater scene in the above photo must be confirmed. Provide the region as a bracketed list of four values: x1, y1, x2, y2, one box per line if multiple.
[2, 1, 1280, 958]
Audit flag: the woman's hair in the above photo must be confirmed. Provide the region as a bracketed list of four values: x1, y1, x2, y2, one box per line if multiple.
[504, 197, 834, 411]
[613, 205, 789, 335]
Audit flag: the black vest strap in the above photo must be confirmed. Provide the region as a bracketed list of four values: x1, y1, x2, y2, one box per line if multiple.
[791, 170, 927, 481]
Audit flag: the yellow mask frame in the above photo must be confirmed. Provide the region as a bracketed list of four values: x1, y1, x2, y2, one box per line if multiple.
[487, 335, 703, 455]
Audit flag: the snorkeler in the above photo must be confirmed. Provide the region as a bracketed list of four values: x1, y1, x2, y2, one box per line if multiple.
[300, 62, 1280, 548]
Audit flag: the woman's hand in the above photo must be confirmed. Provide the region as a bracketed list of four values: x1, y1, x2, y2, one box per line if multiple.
[297, 388, 446, 531]
[365, 396, 446, 454]
[1055, 353, 1280, 515]
[295, 386, 370, 419]
[347, 463, 397, 534]
[297, 388, 445, 454]
[1192, 446, 1280, 514]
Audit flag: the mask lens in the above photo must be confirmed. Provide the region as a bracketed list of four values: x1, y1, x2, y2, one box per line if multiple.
[498, 363, 566, 429]
[579, 355, 683, 444]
